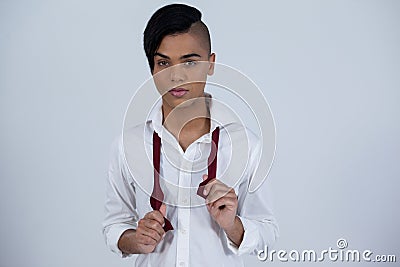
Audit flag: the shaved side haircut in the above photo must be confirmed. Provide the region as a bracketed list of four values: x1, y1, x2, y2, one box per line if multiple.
[143, 4, 211, 72]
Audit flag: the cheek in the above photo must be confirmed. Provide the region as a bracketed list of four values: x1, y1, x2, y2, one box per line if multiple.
[185, 72, 208, 90]
[189, 71, 208, 92]
[189, 82, 207, 95]
[189, 64, 209, 82]
[153, 70, 173, 94]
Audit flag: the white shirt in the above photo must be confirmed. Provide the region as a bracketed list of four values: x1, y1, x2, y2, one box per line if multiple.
[102, 97, 279, 267]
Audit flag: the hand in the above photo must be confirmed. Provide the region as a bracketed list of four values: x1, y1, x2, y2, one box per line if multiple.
[125, 204, 167, 254]
[202, 174, 238, 231]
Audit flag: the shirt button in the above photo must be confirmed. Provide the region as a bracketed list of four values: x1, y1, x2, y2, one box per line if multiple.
[182, 198, 188, 204]
[179, 261, 185, 267]
[180, 229, 186, 234]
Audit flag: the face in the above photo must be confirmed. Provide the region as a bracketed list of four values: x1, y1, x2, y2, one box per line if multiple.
[152, 32, 215, 112]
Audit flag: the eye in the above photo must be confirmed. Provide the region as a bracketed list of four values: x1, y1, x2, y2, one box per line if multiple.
[184, 60, 197, 66]
[157, 60, 169, 67]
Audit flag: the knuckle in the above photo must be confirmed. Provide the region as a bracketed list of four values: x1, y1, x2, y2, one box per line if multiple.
[156, 211, 164, 220]
[151, 221, 159, 229]
[149, 229, 159, 238]
[145, 236, 155, 245]
[142, 236, 150, 244]
[137, 234, 146, 243]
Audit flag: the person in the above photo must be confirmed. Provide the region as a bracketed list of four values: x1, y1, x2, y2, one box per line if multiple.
[103, 3, 279, 266]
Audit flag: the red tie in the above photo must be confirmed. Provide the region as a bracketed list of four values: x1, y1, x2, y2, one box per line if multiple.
[151, 127, 220, 232]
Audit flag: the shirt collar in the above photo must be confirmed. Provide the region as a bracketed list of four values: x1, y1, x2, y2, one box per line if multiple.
[146, 93, 238, 143]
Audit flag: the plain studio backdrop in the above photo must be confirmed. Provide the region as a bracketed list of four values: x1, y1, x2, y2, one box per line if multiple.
[1, 0, 399, 266]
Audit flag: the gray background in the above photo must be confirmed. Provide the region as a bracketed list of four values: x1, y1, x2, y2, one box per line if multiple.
[1, 0, 399, 266]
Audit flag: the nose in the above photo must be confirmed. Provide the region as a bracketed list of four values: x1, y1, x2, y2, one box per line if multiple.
[170, 64, 185, 82]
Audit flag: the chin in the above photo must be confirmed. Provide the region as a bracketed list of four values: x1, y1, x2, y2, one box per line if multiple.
[169, 99, 193, 109]
[164, 95, 196, 109]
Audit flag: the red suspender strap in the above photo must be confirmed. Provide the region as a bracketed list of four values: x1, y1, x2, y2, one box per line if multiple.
[151, 131, 173, 231]
[197, 126, 220, 199]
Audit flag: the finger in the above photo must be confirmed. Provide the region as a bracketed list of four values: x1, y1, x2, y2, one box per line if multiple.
[137, 234, 157, 246]
[138, 219, 164, 242]
[136, 224, 159, 245]
[145, 218, 165, 237]
[201, 174, 215, 196]
[141, 214, 165, 238]
[159, 203, 167, 218]
[206, 184, 231, 203]
[206, 203, 212, 212]
[207, 190, 236, 208]
[144, 210, 165, 226]
[203, 178, 218, 196]
[210, 196, 237, 211]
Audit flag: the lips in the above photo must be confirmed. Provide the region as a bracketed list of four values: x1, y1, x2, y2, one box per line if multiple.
[168, 87, 188, 97]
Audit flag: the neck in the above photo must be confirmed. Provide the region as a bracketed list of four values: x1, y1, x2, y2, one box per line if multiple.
[162, 97, 210, 141]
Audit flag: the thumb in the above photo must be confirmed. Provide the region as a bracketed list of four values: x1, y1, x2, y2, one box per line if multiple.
[202, 174, 208, 181]
[159, 203, 167, 217]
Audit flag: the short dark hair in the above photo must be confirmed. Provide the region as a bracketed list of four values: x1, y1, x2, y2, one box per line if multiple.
[143, 4, 211, 72]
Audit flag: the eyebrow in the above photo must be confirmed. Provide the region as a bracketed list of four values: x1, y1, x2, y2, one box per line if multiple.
[154, 52, 202, 60]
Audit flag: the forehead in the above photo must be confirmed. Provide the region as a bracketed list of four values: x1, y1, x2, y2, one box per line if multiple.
[156, 32, 208, 57]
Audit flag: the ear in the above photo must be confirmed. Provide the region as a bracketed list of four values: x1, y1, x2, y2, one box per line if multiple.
[207, 53, 216, 75]
[160, 203, 167, 217]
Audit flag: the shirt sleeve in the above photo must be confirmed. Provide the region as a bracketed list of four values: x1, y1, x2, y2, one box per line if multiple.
[222, 138, 279, 256]
[102, 135, 139, 258]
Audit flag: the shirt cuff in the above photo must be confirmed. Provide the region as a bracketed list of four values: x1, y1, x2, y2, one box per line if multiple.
[105, 223, 136, 258]
[222, 216, 259, 256]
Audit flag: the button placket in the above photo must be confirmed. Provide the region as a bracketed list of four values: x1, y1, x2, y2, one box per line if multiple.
[175, 147, 194, 267]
